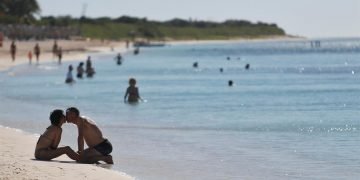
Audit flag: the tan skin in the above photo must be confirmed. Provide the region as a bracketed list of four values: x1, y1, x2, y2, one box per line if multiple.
[35, 117, 80, 161]
[124, 81, 142, 103]
[66, 111, 113, 164]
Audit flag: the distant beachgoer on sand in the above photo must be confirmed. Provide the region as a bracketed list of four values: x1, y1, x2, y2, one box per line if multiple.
[77, 62, 85, 78]
[34, 43, 41, 64]
[65, 65, 75, 84]
[57, 47, 63, 64]
[126, 40, 129, 49]
[10, 41, 16, 61]
[245, 64, 250, 70]
[65, 107, 114, 164]
[34, 109, 80, 161]
[85, 56, 95, 78]
[52, 40, 58, 58]
[124, 78, 142, 103]
[28, 51, 32, 64]
[115, 53, 122, 65]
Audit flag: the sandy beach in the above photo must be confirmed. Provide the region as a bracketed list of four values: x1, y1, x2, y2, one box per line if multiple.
[0, 39, 129, 71]
[0, 39, 134, 179]
[0, 126, 133, 180]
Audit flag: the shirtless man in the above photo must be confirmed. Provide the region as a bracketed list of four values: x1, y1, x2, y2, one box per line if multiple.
[65, 107, 113, 164]
[35, 109, 79, 161]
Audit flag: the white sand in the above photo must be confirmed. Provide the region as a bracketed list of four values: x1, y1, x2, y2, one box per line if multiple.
[0, 126, 133, 180]
[0, 39, 129, 71]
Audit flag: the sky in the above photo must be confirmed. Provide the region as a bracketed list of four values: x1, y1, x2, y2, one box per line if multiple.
[37, 0, 360, 38]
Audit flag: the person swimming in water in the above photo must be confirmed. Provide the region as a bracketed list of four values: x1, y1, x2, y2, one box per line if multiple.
[228, 80, 233, 87]
[115, 53, 122, 65]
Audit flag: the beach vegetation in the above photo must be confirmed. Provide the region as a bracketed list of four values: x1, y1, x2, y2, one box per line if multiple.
[0, 0, 40, 23]
[0, 5, 286, 40]
[74, 16, 286, 40]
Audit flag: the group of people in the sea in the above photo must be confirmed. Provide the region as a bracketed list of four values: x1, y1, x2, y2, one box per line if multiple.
[192, 56, 251, 87]
[65, 56, 96, 84]
[65, 51, 125, 84]
[35, 107, 113, 164]
[64, 49, 143, 103]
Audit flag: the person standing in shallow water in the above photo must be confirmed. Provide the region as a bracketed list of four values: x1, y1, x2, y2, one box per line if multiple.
[77, 62, 85, 78]
[228, 80, 233, 87]
[85, 56, 95, 77]
[65, 65, 75, 84]
[124, 78, 142, 103]
[115, 53, 122, 65]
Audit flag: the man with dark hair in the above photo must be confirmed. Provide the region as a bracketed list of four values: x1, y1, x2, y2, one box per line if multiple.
[66, 107, 113, 164]
[35, 109, 79, 161]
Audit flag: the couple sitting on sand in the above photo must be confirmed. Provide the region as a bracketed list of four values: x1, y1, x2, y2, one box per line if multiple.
[34, 107, 113, 164]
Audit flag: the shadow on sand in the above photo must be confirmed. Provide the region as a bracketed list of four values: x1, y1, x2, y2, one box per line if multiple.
[30, 159, 113, 169]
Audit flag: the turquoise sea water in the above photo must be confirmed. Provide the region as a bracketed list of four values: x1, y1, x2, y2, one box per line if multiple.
[1, 38, 360, 180]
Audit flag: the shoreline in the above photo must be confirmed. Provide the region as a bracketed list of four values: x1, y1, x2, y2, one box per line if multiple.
[0, 36, 304, 71]
[0, 36, 302, 179]
[0, 40, 134, 179]
[0, 36, 306, 180]
[0, 125, 133, 180]
[166, 35, 306, 46]
[0, 39, 130, 71]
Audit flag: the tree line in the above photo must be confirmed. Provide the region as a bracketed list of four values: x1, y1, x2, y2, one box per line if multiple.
[0, 0, 286, 40]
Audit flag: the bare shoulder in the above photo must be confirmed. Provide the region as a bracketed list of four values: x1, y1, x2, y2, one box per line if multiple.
[82, 116, 97, 126]
[44, 125, 62, 137]
[47, 125, 62, 131]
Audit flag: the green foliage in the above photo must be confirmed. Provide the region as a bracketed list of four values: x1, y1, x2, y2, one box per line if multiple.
[39, 16, 76, 26]
[80, 23, 137, 40]
[1, 12, 286, 40]
[76, 16, 286, 40]
[0, 0, 40, 23]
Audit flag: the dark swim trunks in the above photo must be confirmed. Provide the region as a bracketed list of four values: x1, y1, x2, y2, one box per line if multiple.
[94, 139, 112, 155]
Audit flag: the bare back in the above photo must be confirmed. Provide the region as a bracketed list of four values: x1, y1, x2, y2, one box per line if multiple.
[80, 117, 105, 147]
[35, 126, 61, 151]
